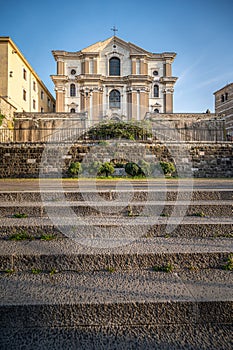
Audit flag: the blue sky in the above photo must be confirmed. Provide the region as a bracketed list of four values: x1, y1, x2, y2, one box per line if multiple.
[1, 0, 233, 112]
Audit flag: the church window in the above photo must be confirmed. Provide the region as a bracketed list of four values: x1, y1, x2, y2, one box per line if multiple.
[33, 99, 36, 109]
[33, 81, 36, 91]
[154, 109, 159, 113]
[225, 92, 228, 100]
[109, 89, 121, 108]
[109, 57, 120, 76]
[23, 68, 27, 80]
[70, 108, 75, 113]
[70, 84, 76, 97]
[221, 94, 224, 102]
[23, 89, 27, 101]
[71, 69, 76, 75]
[154, 85, 159, 98]
[153, 70, 158, 76]
[41, 91, 44, 100]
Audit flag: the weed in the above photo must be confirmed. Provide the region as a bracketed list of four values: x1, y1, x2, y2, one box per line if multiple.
[223, 254, 233, 271]
[153, 263, 174, 273]
[31, 268, 42, 274]
[164, 234, 171, 238]
[191, 212, 206, 217]
[49, 268, 57, 276]
[4, 269, 14, 274]
[40, 234, 56, 241]
[160, 213, 170, 217]
[9, 231, 33, 241]
[106, 266, 115, 273]
[13, 213, 28, 218]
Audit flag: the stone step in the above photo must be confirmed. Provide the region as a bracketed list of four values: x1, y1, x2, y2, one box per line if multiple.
[0, 200, 232, 218]
[0, 270, 232, 332]
[0, 237, 232, 271]
[0, 189, 232, 202]
[1, 324, 232, 350]
[0, 216, 232, 238]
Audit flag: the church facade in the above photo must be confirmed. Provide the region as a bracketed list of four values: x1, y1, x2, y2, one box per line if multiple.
[51, 36, 177, 123]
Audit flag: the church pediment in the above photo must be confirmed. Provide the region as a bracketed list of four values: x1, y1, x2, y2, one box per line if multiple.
[81, 36, 152, 57]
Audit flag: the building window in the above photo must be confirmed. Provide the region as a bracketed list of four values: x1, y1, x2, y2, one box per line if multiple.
[23, 68, 27, 80]
[23, 89, 27, 101]
[33, 81, 36, 91]
[153, 70, 158, 76]
[41, 107, 44, 113]
[48, 98, 51, 107]
[70, 84, 76, 97]
[136, 59, 140, 74]
[109, 89, 121, 108]
[225, 92, 228, 100]
[70, 108, 75, 113]
[41, 91, 44, 100]
[154, 109, 159, 113]
[33, 99, 36, 109]
[109, 57, 120, 76]
[154, 85, 159, 98]
[71, 69, 76, 75]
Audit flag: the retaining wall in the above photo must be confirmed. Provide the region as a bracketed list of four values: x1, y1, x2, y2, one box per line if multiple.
[0, 142, 232, 178]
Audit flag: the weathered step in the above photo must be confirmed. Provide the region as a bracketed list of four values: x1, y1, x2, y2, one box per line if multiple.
[0, 269, 232, 329]
[0, 200, 232, 218]
[0, 189, 232, 202]
[0, 216, 232, 238]
[0, 237, 232, 271]
[0, 324, 232, 350]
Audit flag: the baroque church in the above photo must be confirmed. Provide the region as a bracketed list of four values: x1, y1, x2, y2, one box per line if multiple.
[51, 36, 178, 122]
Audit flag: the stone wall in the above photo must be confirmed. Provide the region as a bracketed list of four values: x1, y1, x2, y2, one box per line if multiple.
[0, 142, 232, 178]
[0, 97, 16, 142]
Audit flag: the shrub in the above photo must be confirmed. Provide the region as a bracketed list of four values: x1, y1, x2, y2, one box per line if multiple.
[87, 121, 152, 141]
[125, 162, 141, 177]
[68, 162, 82, 176]
[98, 162, 115, 177]
[159, 161, 176, 176]
[0, 114, 5, 126]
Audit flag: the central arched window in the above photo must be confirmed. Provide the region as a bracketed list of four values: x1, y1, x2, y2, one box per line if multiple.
[109, 89, 121, 108]
[70, 84, 76, 97]
[109, 57, 120, 76]
[154, 85, 159, 98]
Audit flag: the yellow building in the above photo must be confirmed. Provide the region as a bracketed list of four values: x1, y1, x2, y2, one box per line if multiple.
[0, 37, 55, 114]
[51, 36, 177, 122]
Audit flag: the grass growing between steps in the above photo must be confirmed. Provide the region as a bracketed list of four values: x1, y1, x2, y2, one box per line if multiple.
[152, 263, 174, 273]
[222, 254, 233, 271]
[8, 231, 57, 241]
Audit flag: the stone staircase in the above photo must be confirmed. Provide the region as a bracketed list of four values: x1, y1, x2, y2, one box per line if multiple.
[0, 182, 232, 349]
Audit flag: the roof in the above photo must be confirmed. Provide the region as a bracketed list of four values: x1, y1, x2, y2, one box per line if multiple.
[52, 36, 176, 60]
[214, 82, 233, 95]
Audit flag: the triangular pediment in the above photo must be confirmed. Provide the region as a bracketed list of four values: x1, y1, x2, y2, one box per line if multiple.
[81, 36, 152, 56]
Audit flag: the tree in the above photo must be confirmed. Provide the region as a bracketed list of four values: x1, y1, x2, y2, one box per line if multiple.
[98, 162, 115, 177]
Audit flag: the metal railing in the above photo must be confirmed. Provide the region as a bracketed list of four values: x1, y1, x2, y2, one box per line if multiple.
[0, 125, 230, 143]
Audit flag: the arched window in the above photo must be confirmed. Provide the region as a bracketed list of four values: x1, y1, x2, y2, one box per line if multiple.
[70, 108, 75, 113]
[221, 94, 225, 102]
[109, 89, 121, 108]
[109, 57, 120, 76]
[154, 109, 159, 113]
[154, 85, 159, 98]
[70, 84, 76, 97]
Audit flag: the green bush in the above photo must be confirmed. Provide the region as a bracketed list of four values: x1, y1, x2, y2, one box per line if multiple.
[159, 161, 176, 176]
[98, 162, 115, 177]
[87, 121, 152, 140]
[68, 162, 82, 176]
[125, 162, 142, 177]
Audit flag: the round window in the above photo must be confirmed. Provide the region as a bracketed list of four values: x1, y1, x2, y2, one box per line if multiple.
[153, 70, 158, 76]
[71, 69, 76, 75]
[113, 45, 117, 48]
